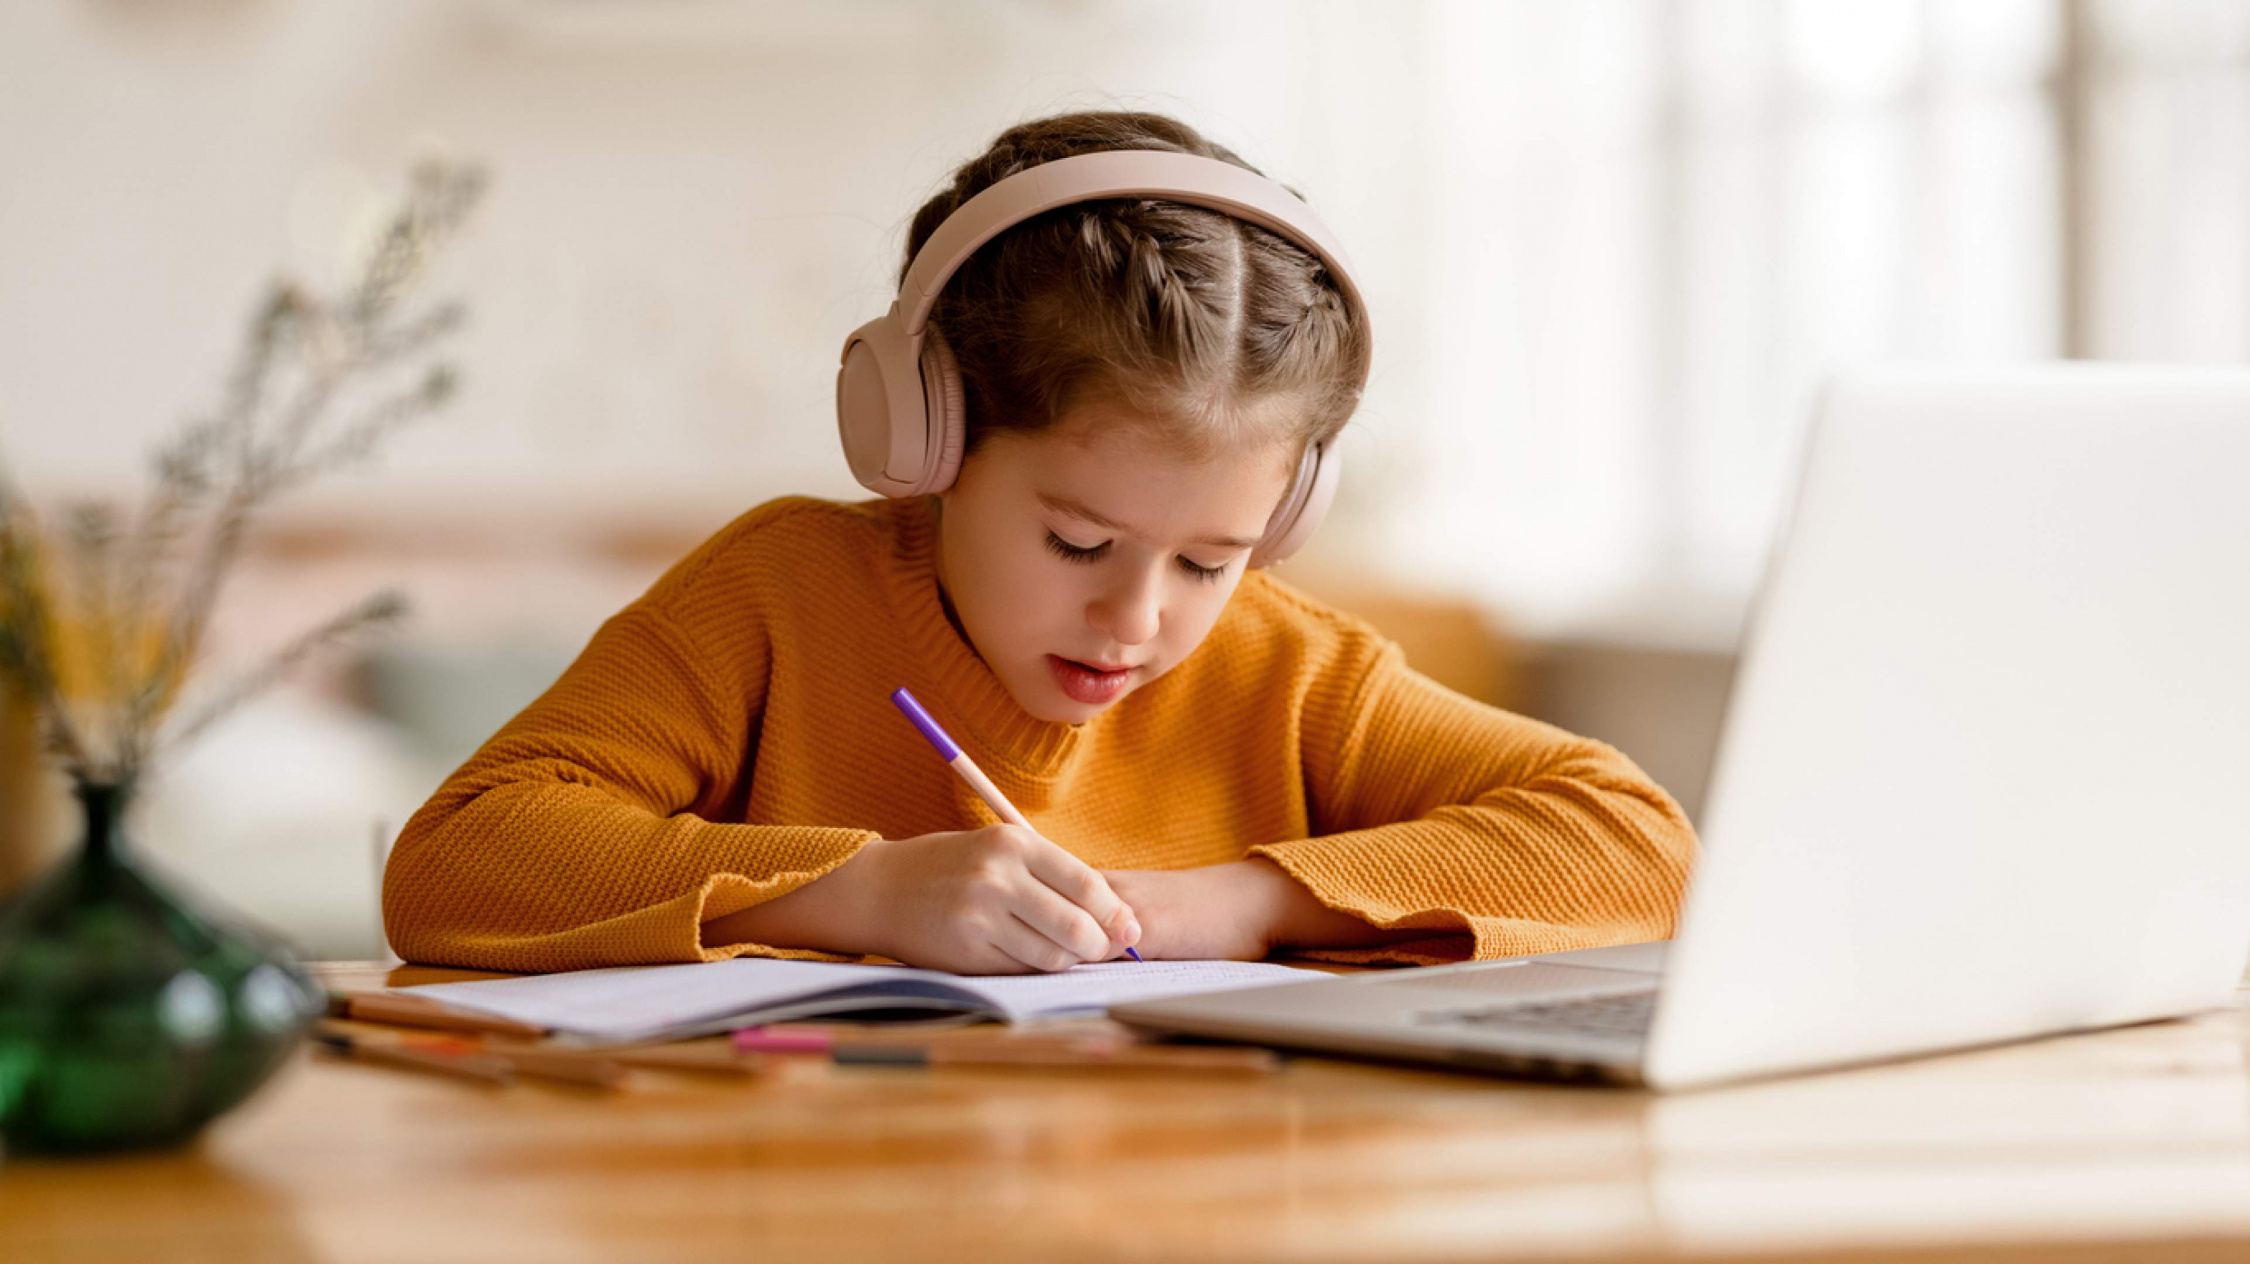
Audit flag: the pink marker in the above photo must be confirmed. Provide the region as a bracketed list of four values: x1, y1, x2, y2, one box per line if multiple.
[889, 686, 1143, 962]
[733, 1027, 838, 1054]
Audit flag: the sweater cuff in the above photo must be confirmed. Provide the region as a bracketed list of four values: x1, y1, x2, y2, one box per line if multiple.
[1249, 835, 1656, 964]
[1247, 838, 1476, 964]
[692, 827, 884, 962]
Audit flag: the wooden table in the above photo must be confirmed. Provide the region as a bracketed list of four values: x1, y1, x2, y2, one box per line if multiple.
[8, 964, 2250, 1263]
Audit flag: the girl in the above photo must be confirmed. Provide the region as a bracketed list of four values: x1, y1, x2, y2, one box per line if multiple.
[383, 111, 1697, 975]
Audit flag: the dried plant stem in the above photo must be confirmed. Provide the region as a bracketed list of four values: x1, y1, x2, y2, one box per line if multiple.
[0, 158, 484, 787]
[0, 479, 94, 772]
[156, 591, 407, 758]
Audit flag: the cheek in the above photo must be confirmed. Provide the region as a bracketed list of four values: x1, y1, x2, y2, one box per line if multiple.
[974, 539, 1083, 640]
[1158, 578, 1240, 653]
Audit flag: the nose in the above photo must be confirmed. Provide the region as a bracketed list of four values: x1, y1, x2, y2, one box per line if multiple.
[1086, 565, 1161, 647]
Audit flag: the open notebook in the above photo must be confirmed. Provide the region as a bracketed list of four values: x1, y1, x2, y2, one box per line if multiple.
[399, 958, 1320, 1045]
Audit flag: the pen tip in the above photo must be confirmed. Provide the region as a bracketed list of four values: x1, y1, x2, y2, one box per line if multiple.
[1125, 947, 1144, 962]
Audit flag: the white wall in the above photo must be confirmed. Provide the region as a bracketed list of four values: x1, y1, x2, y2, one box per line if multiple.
[9, 1, 2246, 644]
[0, 0, 1428, 547]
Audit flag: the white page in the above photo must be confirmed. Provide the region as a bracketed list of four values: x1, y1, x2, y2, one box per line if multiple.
[399, 957, 1318, 1043]
[948, 959, 1322, 1021]
[404, 959, 894, 1042]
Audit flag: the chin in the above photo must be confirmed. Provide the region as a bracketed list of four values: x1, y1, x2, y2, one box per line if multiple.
[1023, 692, 1109, 725]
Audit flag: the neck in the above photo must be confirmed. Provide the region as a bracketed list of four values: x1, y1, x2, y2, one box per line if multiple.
[927, 496, 977, 651]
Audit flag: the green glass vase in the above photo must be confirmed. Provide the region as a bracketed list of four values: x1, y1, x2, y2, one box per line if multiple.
[0, 778, 323, 1154]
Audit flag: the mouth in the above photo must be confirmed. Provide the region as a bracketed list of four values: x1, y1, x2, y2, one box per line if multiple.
[1045, 654, 1137, 706]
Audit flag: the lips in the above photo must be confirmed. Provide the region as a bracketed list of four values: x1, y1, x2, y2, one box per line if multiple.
[1046, 654, 1135, 706]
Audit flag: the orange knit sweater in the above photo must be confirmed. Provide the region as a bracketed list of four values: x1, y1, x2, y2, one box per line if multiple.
[383, 495, 1698, 972]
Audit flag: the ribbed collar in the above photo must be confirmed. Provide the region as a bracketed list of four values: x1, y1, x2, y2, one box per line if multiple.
[879, 494, 1098, 782]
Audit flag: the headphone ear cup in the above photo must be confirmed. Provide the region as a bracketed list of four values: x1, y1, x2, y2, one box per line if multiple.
[837, 316, 908, 494]
[915, 325, 968, 495]
[1249, 441, 1341, 569]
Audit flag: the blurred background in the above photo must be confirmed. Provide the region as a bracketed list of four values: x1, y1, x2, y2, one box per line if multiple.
[2, 0, 2246, 959]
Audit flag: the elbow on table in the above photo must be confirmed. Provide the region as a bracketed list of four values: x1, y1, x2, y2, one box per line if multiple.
[1630, 801, 1699, 939]
[378, 790, 498, 965]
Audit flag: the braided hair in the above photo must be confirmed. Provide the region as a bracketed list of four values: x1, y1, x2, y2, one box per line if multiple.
[902, 111, 1368, 461]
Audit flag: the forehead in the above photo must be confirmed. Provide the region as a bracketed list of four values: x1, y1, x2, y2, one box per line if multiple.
[993, 406, 1299, 541]
[1048, 387, 1310, 460]
[1046, 395, 1300, 480]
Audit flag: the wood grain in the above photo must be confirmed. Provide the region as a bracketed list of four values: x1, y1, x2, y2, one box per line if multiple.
[6, 963, 2250, 1263]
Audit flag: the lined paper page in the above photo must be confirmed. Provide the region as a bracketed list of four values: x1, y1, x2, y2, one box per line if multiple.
[956, 960, 1319, 1021]
[400, 957, 1319, 1042]
[404, 959, 912, 1041]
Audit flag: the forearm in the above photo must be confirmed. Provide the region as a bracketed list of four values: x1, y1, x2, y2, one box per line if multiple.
[1101, 859, 1436, 960]
[1289, 641, 1698, 961]
[1237, 857, 1435, 951]
[1250, 800, 1694, 961]
[698, 840, 888, 957]
[385, 780, 876, 970]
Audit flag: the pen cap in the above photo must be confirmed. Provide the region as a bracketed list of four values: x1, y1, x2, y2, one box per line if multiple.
[890, 688, 963, 762]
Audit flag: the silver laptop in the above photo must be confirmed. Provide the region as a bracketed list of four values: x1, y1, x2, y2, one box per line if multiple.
[1114, 364, 2250, 1090]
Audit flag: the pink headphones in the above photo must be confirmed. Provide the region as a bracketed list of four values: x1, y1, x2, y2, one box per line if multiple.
[836, 150, 1372, 568]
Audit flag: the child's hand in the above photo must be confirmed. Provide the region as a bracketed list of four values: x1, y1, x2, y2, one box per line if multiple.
[1103, 859, 1435, 959]
[853, 825, 1142, 974]
[1098, 863, 1287, 961]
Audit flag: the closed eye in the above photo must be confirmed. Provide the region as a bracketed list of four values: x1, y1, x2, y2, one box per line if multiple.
[1049, 531, 1231, 583]
[1176, 556, 1228, 583]
[1045, 532, 1108, 563]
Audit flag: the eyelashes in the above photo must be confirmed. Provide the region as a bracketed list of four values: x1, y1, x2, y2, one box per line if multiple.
[1044, 531, 1228, 584]
[1177, 556, 1228, 583]
[1043, 532, 1106, 564]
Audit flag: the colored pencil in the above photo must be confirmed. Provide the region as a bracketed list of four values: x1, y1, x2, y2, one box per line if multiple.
[890, 686, 1144, 962]
[397, 1033, 630, 1090]
[341, 989, 549, 1039]
[830, 1040, 1279, 1075]
[314, 1028, 515, 1085]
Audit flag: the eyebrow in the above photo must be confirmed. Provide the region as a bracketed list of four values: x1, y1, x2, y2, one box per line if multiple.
[1037, 492, 1261, 551]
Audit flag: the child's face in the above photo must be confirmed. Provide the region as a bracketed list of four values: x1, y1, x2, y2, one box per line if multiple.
[934, 400, 1299, 724]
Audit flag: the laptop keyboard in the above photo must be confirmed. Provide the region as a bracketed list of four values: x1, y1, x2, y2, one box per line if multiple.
[1439, 988, 1659, 1039]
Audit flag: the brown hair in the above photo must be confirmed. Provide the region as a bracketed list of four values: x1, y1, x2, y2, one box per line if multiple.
[903, 110, 1369, 461]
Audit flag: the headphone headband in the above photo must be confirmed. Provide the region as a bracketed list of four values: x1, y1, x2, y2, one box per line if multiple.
[892, 151, 1372, 388]
[837, 147, 1369, 567]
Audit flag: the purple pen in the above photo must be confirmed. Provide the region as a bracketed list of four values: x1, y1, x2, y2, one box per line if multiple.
[890, 686, 1144, 962]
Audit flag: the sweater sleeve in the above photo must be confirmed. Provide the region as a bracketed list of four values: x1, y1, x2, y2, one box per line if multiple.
[1248, 640, 1698, 966]
[381, 603, 880, 972]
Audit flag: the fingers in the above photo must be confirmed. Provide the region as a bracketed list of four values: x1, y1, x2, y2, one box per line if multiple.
[1007, 872, 1115, 964]
[1018, 833, 1141, 948]
[992, 912, 1084, 974]
[919, 825, 1140, 974]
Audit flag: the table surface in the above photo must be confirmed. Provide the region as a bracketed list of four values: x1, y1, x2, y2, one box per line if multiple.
[8, 962, 2250, 1264]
